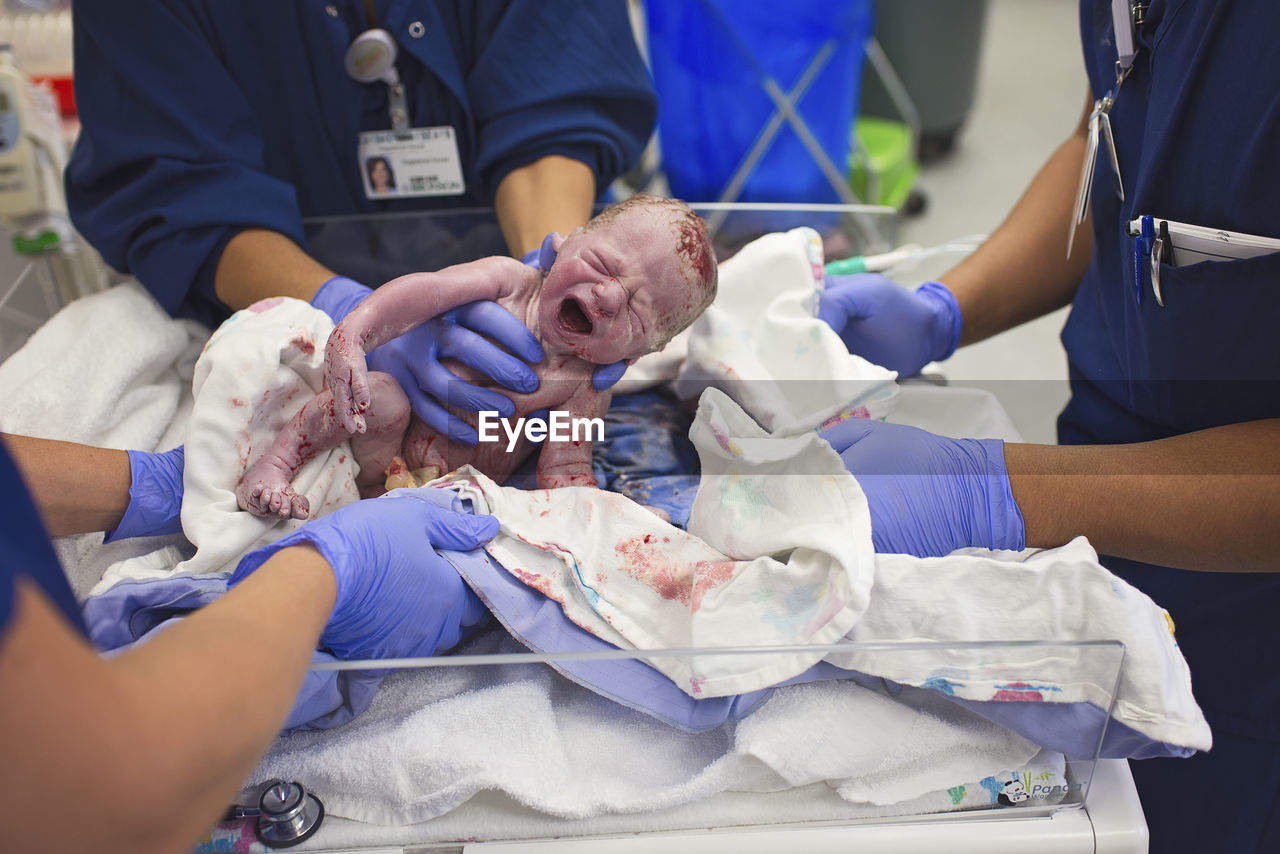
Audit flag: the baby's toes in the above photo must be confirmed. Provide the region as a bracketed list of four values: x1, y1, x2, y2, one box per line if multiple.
[237, 481, 268, 516]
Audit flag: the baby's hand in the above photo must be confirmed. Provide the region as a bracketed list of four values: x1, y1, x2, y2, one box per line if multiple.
[324, 324, 372, 433]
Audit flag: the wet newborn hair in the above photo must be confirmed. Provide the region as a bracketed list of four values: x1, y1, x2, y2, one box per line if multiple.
[585, 193, 719, 320]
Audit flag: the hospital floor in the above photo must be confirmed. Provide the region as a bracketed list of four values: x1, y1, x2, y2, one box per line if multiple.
[895, 0, 1083, 444]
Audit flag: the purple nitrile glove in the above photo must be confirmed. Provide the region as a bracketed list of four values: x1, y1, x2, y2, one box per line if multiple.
[819, 417, 1025, 557]
[103, 446, 186, 543]
[817, 275, 962, 377]
[312, 275, 544, 445]
[522, 234, 626, 391]
[230, 487, 496, 661]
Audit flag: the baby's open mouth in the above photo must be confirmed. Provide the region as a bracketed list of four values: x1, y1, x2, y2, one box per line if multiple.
[558, 298, 594, 335]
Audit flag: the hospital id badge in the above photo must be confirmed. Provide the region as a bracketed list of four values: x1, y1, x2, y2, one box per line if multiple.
[358, 126, 465, 199]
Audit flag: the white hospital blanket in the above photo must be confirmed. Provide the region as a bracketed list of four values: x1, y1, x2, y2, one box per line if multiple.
[437, 388, 1210, 753]
[442, 390, 876, 698]
[626, 227, 900, 433]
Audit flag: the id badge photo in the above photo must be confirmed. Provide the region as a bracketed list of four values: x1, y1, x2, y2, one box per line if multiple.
[358, 126, 466, 200]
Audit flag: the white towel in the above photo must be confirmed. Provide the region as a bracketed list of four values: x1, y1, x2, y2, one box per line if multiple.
[0, 282, 206, 595]
[672, 227, 899, 434]
[250, 628, 1041, 826]
[83, 297, 364, 592]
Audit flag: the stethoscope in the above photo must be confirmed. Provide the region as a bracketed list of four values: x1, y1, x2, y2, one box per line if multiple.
[225, 779, 325, 848]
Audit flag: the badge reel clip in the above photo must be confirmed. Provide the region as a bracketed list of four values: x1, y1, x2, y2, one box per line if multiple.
[345, 28, 410, 136]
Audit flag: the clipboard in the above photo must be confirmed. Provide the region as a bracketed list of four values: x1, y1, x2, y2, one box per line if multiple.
[1126, 217, 1280, 266]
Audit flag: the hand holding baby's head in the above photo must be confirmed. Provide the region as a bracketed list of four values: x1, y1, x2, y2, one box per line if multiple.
[537, 194, 717, 364]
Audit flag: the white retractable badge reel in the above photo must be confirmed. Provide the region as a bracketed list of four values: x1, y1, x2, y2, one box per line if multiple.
[347, 27, 465, 199]
[345, 29, 408, 131]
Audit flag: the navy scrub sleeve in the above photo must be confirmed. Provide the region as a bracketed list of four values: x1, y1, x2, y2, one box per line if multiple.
[65, 1, 657, 329]
[0, 445, 86, 640]
[1063, 2, 1280, 850]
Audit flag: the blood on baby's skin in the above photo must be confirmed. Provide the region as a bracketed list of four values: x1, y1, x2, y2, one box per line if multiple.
[674, 218, 715, 286]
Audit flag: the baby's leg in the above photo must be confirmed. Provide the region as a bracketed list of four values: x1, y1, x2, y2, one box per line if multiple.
[351, 374, 411, 498]
[237, 372, 410, 518]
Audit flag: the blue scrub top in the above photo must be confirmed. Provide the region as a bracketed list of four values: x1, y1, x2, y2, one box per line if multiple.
[1063, 0, 1280, 742]
[0, 445, 86, 640]
[65, 0, 657, 329]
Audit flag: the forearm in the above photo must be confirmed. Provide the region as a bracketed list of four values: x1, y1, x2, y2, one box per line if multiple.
[1007, 420, 1280, 571]
[214, 228, 338, 311]
[1, 434, 131, 536]
[494, 155, 596, 257]
[336, 258, 520, 352]
[0, 546, 335, 854]
[939, 95, 1095, 345]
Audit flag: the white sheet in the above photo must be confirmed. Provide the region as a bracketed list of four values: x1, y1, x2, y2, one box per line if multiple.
[627, 227, 900, 432]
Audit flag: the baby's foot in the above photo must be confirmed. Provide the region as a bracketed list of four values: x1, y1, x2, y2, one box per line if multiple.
[382, 456, 420, 492]
[237, 457, 311, 519]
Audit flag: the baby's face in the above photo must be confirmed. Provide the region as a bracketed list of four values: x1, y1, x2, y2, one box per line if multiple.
[538, 214, 701, 364]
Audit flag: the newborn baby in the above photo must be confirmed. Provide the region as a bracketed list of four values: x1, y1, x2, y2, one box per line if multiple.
[237, 194, 717, 519]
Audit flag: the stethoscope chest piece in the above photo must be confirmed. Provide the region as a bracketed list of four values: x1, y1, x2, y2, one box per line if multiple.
[239, 779, 325, 848]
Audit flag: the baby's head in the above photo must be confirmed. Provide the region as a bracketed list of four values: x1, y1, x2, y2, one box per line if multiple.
[537, 194, 717, 364]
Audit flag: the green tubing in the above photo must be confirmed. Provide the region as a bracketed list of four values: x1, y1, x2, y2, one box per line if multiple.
[823, 256, 867, 276]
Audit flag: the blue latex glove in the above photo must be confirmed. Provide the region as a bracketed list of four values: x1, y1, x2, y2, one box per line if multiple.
[818, 275, 962, 377]
[522, 234, 627, 391]
[103, 446, 186, 543]
[819, 418, 1025, 557]
[312, 275, 544, 445]
[229, 487, 497, 661]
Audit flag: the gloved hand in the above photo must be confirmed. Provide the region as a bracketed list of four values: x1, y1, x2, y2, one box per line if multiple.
[229, 487, 497, 661]
[522, 234, 627, 391]
[312, 275, 544, 444]
[819, 417, 1025, 557]
[103, 446, 186, 543]
[817, 275, 962, 377]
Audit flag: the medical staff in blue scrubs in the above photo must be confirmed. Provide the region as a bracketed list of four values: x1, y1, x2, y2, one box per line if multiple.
[0, 432, 499, 853]
[66, 0, 655, 442]
[819, 1, 1280, 850]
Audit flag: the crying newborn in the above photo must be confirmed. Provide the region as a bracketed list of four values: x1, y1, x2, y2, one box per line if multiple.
[237, 194, 718, 519]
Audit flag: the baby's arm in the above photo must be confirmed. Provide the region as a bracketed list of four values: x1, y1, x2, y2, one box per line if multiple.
[326, 257, 538, 432]
[535, 383, 612, 489]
